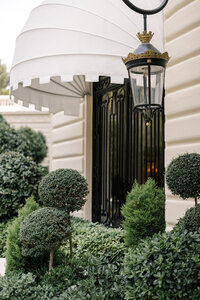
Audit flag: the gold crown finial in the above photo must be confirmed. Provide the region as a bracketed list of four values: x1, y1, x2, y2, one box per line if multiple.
[137, 31, 154, 43]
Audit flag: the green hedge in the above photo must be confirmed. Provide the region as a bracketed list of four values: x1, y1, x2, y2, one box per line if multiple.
[123, 228, 200, 300]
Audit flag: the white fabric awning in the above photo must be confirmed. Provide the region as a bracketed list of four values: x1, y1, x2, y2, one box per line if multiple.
[10, 0, 164, 116]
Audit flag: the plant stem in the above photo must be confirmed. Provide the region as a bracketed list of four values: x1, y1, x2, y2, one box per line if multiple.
[49, 248, 55, 273]
[195, 197, 198, 206]
[68, 218, 73, 256]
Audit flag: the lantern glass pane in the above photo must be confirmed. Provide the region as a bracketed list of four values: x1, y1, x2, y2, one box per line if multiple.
[129, 65, 164, 107]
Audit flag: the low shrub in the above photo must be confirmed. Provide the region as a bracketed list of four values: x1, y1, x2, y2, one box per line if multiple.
[123, 228, 200, 299]
[0, 254, 126, 300]
[0, 272, 55, 300]
[68, 217, 127, 265]
[20, 207, 72, 271]
[174, 204, 200, 233]
[6, 197, 40, 273]
[0, 151, 42, 218]
[166, 153, 200, 206]
[121, 178, 165, 247]
[17, 127, 47, 164]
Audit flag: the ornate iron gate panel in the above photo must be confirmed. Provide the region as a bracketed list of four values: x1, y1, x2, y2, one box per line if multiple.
[92, 77, 164, 226]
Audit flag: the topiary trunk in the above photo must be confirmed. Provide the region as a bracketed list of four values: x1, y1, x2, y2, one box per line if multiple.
[49, 248, 55, 272]
[68, 218, 73, 256]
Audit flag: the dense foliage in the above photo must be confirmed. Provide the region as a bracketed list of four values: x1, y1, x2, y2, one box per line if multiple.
[123, 227, 200, 300]
[0, 152, 42, 218]
[17, 127, 47, 164]
[0, 125, 29, 155]
[0, 221, 11, 258]
[39, 169, 89, 212]
[20, 207, 72, 258]
[6, 197, 40, 273]
[175, 204, 200, 233]
[166, 153, 200, 205]
[0, 114, 9, 127]
[0, 119, 47, 164]
[1, 217, 127, 300]
[121, 178, 165, 247]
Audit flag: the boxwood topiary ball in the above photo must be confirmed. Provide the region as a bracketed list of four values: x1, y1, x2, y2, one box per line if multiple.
[180, 204, 200, 233]
[19, 207, 72, 257]
[166, 153, 200, 200]
[39, 169, 89, 212]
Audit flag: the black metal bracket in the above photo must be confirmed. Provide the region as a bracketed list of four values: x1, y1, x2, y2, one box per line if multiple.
[122, 0, 168, 32]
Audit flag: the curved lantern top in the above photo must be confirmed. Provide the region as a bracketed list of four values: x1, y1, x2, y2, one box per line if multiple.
[10, 0, 164, 115]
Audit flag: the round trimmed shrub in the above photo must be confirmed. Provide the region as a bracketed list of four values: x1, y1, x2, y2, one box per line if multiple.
[20, 207, 72, 257]
[166, 153, 200, 205]
[17, 127, 47, 164]
[0, 152, 42, 218]
[176, 204, 200, 233]
[121, 178, 165, 247]
[20, 207, 72, 271]
[123, 229, 200, 299]
[39, 169, 89, 212]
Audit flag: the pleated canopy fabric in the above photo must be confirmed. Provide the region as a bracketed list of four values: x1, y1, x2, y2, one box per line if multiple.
[10, 0, 164, 115]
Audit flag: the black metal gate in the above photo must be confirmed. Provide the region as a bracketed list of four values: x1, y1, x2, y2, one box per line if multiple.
[92, 77, 165, 226]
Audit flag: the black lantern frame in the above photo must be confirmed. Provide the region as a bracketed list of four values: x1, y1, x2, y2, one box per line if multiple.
[122, 0, 169, 124]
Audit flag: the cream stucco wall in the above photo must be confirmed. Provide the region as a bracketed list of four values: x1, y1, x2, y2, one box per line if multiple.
[51, 89, 93, 220]
[164, 0, 200, 229]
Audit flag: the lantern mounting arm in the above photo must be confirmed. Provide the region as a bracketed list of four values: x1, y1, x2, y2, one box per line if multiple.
[122, 0, 168, 31]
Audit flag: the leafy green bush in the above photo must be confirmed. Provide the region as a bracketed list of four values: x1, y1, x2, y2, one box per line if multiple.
[1, 218, 127, 300]
[0, 272, 55, 300]
[121, 178, 165, 247]
[0, 220, 12, 257]
[39, 169, 89, 212]
[175, 204, 200, 233]
[17, 127, 47, 164]
[123, 228, 200, 300]
[0, 254, 126, 300]
[20, 207, 72, 271]
[68, 217, 127, 265]
[0, 125, 27, 155]
[0, 114, 10, 127]
[6, 197, 39, 273]
[166, 153, 200, 205]
[0, 152, 42, 218]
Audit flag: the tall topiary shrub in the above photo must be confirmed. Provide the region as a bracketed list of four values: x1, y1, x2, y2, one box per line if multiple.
[166, 153, 200, 206]
[121, 178, 165, 247]
[0, 151, 42, 218]
[19, 207, 72, 272]
[39, 168, 89, 254]
[17, 127, 47, 164]
[6, 196, 39, 273]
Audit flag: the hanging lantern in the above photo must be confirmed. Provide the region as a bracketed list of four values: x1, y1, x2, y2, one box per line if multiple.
[122, 0, 169, 124]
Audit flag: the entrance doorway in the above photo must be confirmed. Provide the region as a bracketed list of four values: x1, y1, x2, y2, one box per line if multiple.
[92, 77, 165, 226]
